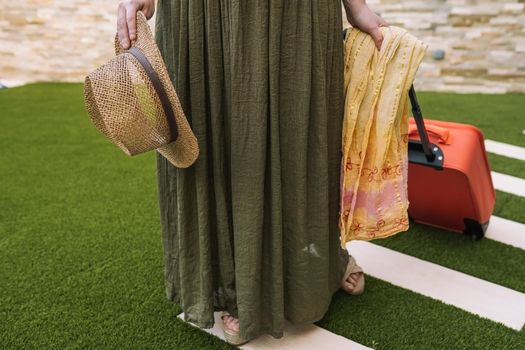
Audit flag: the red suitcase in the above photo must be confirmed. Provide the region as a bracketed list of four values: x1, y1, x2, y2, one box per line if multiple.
[406, 87, 496, 239]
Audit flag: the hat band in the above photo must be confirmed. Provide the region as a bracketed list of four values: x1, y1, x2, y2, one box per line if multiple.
[127, 47, 179, 142]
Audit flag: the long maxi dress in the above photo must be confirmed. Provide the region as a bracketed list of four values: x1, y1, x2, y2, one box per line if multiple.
[154, 0, 351, 341]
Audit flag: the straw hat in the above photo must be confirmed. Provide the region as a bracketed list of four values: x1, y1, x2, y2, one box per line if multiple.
[84, 11, 199, 168]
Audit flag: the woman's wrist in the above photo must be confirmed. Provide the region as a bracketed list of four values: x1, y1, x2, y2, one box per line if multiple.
[343, 0, 368, 24]
[343, 0, 366, 11]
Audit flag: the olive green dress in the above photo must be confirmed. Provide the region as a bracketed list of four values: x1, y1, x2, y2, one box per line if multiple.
[154, 0, 350, 341]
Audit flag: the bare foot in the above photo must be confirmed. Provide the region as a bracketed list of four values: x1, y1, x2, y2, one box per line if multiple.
[342, 272, 364, 293]
[222, 313, 240, 332]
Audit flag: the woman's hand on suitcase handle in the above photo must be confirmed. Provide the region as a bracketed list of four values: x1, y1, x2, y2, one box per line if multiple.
[343, 0, 389, 50]
[117, 0, 156, 49]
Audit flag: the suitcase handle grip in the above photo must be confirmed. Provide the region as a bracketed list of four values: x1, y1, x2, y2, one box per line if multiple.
[408, 123, 453, 145]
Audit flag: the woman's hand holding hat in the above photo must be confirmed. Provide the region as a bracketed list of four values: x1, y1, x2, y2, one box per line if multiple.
[84, 10, 200, 168]
[117, 0, 156, 49]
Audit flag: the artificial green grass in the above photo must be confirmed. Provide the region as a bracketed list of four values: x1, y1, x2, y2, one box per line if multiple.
[1, 83, 524, 349]
[0, 83, 235, 350]
[494, 190, 525, 224]
[373, 223, 525, 293]
[416, 91, 525, 147]
[316, 277, 525, 350]
[488, 153, 525, 179]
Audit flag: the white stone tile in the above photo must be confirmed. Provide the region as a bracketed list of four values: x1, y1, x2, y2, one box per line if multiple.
[346, 240, 525, 331]
[491, 171, 525, 197]
[486, 216, 525, 250]
[485, 139, 525, 162]
[177, 312, 372, 350]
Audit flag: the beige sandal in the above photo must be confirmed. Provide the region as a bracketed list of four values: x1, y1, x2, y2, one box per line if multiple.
[341, 255, 365, 295]
[221, 311, 251, 346]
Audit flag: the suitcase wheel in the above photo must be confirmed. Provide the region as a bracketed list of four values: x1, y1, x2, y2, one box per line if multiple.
[463, 218, 489, 241]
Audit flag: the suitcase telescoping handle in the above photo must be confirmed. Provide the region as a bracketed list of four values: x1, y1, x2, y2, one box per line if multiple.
[407, 85, 445, 170]
[408, 85, 435, 163]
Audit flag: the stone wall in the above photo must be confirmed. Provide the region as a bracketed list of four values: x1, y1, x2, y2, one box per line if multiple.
[0, 0, 153, 87]
[360, 0, 525, 93]
[1, 0, 525, 93]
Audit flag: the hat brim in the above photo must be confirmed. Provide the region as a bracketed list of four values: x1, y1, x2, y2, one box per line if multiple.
[115, 11, 199, 168]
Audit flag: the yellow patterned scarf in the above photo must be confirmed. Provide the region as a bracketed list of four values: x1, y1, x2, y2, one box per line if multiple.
[339, 26, 427, 248]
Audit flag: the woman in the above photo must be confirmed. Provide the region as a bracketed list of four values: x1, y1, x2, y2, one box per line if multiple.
[117, 0, 387, 345]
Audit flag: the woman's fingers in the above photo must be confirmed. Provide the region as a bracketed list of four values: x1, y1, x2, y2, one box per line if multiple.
[126, 2, 138, 41]
[117, 4, 130, 49]
[372, 16, 390, 50]
[117, 1, 141, 49]
[369, 26, 384, 50]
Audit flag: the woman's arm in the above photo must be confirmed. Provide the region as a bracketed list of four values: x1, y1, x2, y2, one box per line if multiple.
[117, 0, 156, 49]
[342, 0, 388, 50]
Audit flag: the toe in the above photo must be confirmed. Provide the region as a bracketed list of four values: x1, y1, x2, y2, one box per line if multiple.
[223, 316, 233, 326]
[343, 273, 362, 291]
[347, 275, 357, 285]
[350, 272, 362, 282]
[343, 281, 355, 291]
[223, 315, 240, 332]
